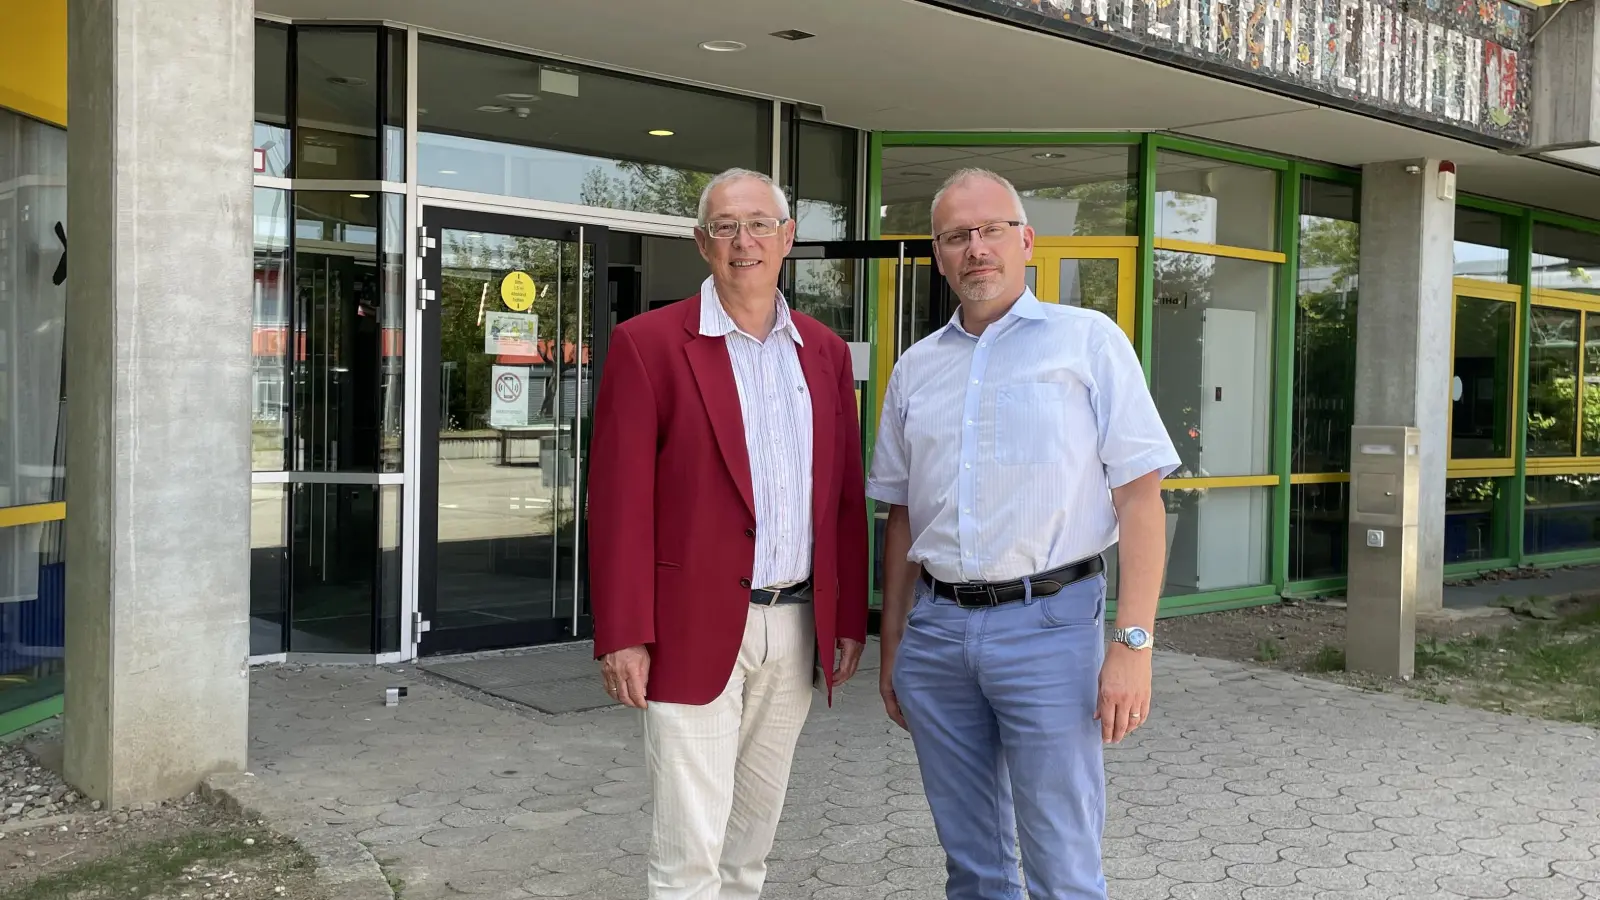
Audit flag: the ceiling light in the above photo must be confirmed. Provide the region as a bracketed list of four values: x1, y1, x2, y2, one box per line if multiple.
[476, 105, 510, 113]
[438, 169, 458, 175]
[699, 40, 746, 52]
[498, 93, 539, 102]
[1033, 152, 1066, 159]
[326, 75, 368, 86]
[770, 29, 816, 41]
[349, 193, 371, 199]
[648, 129, 674, 137]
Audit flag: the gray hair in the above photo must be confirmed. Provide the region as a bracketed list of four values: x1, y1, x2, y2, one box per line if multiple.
[696, 168, 791, 224]
[930, 168, 1029, 230]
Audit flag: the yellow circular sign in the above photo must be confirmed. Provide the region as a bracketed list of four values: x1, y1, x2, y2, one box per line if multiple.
[501, 271, 536, 311]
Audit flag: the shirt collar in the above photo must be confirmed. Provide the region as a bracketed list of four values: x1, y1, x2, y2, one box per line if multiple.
[698, 275, 804, 346]
[938, 287, 1046, 340]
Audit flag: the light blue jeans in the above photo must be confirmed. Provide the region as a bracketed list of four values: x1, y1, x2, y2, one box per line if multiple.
[892, 572, 1108, 900]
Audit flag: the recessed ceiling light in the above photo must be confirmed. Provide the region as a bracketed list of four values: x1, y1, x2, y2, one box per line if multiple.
[770, 29, 816, 41]
[476, 105, 510, 113]
[699, 40, 746, 52]
[498, 92, 539, 102]
[648, 129, 675, 137]
[1033, 151, 1067, 159]
[349, 193, 371, 199]
[327, 75, 368, 86]
[438, 169, 458, 175]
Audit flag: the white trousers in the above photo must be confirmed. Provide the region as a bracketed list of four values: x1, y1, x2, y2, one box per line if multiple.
[641, 601, 816, 900]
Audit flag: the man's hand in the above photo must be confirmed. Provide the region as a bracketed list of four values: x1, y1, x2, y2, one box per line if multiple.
[600, 645, 651, 709]
[880, 669, 908, 730]
[1095, 643, 1152, 743]
[833, 638, 864, 686]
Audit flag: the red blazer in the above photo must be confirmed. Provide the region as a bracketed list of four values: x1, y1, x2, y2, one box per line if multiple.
[586, 292, 869, 707]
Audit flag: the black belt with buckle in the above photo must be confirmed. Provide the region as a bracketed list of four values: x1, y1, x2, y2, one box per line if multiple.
[751, 578, 813, 606]
[923, 556, 1104, 609]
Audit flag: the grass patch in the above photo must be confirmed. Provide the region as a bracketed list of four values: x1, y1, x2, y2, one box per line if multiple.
[1254, 639, 1281, 662]
[1311, 645, 1346, 672]
[1412, 600, 1600, 725]
[1, 826, 308, 900]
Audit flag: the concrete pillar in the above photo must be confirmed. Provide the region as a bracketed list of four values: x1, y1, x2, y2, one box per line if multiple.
[1530, 0, 1599, 151]
[1351, 160, 1455, 620]
[63, 0, 254, 806]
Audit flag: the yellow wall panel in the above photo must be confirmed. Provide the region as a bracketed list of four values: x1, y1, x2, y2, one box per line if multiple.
[0, 0, 68, 126]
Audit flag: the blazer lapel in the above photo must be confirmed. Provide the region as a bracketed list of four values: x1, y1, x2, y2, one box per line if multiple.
[685, 335, 756, 518]
[797, 336, 837, 525]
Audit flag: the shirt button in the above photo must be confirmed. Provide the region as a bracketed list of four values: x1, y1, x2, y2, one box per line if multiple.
[965, 463, 972, 469]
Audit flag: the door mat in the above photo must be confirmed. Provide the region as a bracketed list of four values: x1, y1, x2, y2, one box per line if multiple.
[420, 644, 616, 715]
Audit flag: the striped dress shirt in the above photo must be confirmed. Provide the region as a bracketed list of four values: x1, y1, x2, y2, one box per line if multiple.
[699, 277, 814, 590]
[866, 289, 1180, 585]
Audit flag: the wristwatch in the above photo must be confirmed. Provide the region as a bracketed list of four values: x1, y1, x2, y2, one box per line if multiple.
[1111, 626, 1153, 651]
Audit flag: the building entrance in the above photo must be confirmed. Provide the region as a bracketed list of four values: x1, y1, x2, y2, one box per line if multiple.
[416, 206, 702, 656]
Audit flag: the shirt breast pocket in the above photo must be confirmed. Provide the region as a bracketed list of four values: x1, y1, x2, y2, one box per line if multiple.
[995, 382, 1072, 466]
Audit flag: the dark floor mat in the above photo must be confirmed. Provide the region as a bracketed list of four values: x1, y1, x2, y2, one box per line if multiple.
[421, 644, 617, 714]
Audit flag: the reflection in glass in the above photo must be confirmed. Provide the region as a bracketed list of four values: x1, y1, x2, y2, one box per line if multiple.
[1060, 257, 1119, 321]
[1289, 483, 1350, 582]
[1532, 224, 1600, 296]
[787, 122, 859, 340]
[381, 194, 406, 471]
[0, 109, 67, 511]
[879, 145, 1137, 236]
[417, 38, 770, 217]
[1150, 250, 1276, 478]
[1585, 316, 1600, 457]
[1453, 208, 1511, 282]
[1525, 474, 1600, 555]
[433, 228, 593, 637]
[1153, 152, 1277, 250]
[1450, 295, 1515, 459]
[296, 28, 381, 180]
[379, 486, 403, 654]
[250, 485, 287, 655]
[254, 22, 291, 177]
[1163, 486, 1271, 594]
[0, 522, 65, 717]
[1293, 178, 1360, 474]
[383, 29, 407, 184]
[291, 483, 377, 653]
[292, 192, 395, 472]
[253, 188, 291, 471]
[1445, 478, 1500, 563]
[1527, 306, 1580, 457]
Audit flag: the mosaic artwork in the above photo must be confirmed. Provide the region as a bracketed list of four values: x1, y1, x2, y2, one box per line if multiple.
[946, 0, 1532, 145]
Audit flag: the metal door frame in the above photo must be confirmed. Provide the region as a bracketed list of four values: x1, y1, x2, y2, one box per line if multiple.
[416, 205, 609, 656]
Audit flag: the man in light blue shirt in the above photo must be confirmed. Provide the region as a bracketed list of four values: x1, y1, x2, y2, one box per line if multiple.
[867, 168, 1179, 900]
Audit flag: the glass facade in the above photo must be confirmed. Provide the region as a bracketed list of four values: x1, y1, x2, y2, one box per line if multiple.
[0, 108, 68, 718]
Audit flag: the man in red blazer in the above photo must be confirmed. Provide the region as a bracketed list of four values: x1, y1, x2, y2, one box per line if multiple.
[586, 167, 869, 900]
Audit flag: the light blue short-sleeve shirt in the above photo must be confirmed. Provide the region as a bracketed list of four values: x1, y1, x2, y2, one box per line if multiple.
[866, 289, 1180, 585]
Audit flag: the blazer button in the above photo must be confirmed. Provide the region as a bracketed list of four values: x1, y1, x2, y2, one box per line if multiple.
[745, 528, 755, 538]
[739, 577, 752, 588]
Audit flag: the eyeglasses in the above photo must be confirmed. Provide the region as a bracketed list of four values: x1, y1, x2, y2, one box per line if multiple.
[700, 217, 789, 239]
[934, 220, 1023, 250]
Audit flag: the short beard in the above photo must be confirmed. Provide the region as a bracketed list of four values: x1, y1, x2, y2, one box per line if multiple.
[956, 273, 1006, 305]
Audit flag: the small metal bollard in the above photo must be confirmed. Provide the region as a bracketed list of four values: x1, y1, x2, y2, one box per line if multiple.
[384, 686, 408, 706]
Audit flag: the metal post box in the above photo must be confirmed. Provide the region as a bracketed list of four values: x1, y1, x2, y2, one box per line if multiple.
[1345, 425, 1421, 678]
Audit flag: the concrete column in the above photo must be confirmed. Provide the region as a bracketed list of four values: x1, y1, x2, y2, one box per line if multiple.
[63, 0, 254, 806]
[1351, 160, 1455, 618]
[1530, 0, 1599, 151]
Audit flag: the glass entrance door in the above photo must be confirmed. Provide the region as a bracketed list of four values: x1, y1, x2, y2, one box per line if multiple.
[418, 208, 607, 655]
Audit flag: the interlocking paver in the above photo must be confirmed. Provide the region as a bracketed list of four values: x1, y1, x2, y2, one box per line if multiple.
[245, 649, 1600, 900]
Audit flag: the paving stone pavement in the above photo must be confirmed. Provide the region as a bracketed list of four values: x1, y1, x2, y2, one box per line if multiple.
[247, 641, 1600, 900]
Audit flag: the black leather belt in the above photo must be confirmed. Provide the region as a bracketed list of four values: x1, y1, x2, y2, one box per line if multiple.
[751, 578, 813, 606]
[923, 556, 1103, 609]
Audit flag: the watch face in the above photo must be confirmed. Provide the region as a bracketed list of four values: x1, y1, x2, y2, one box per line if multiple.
[1124, 627, 1150, 648]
